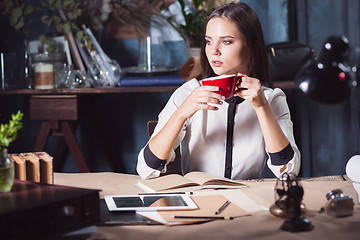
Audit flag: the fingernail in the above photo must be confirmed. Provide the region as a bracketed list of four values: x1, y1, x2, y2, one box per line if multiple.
[215, 87, 219, 91]
[222, 96, 226, 100]
[219, 101, 223, 105]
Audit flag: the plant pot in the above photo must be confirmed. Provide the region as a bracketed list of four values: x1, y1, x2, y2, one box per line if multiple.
[0, 148, 14, 193]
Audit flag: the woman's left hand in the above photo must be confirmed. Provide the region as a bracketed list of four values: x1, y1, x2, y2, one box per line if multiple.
[234, 74, 268, 109]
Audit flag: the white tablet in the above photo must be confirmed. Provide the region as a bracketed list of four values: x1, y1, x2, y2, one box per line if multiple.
[104, 194, 198, 211]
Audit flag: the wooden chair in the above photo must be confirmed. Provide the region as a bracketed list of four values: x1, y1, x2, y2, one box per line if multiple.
[147, 120, 182, 175]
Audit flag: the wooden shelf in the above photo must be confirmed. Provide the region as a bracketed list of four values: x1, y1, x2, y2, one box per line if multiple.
[0, 81, 296, 95]
[0, 85, 180, 95]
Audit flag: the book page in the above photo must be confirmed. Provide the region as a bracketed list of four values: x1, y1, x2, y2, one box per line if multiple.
[137, 174, 199, 192]
[184, 171, 246, 187]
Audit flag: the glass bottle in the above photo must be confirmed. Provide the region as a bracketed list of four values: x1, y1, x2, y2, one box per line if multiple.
[24, 39, 32, 89]
[0, 148, 14, 193]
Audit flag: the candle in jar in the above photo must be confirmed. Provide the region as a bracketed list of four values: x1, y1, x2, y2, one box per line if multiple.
[34, 63, 54, 89]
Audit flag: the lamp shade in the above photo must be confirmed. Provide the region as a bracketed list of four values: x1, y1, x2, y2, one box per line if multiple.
[296, 36, 353, 104]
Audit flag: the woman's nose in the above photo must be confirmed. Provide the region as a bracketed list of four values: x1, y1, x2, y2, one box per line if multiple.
[211, 44, 221, 55]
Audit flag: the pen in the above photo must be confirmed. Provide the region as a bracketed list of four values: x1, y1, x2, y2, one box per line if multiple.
[138, 192, 193, 195]
[215, 200, 230, 215]
[173, 216, 233, 220]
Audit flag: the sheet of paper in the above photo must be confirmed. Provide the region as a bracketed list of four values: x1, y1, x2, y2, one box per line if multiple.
[193, 189, 264, 213]
[139, 195, 249, 225]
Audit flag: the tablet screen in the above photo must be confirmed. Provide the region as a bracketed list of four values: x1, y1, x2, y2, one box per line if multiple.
[104, 194, 198, 211]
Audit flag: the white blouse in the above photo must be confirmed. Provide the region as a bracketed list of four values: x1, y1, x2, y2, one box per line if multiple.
[137, 79, 301, 180]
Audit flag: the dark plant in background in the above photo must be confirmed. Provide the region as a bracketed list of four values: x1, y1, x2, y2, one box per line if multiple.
[109, 0, 172, 37]
[161, 0, 219, 48]
[0, 0, 93, 52]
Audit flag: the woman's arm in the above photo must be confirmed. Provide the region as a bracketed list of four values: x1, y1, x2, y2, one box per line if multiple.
[235, 75, 289, 153]
[149, 85, 225, 160]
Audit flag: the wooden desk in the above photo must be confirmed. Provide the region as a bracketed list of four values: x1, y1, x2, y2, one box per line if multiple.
[54, 172, 360, 240]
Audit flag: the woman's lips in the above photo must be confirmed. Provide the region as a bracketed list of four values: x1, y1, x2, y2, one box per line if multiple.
[212, 60, 223, 67]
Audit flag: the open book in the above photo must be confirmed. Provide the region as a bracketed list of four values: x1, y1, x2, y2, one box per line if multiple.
[137, 171, 247, 192]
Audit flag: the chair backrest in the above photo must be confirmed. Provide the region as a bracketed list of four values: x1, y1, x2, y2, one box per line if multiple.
[147, 121, 182, 175]
[267, 41, 314, 81]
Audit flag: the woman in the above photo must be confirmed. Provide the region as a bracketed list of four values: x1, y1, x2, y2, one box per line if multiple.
[137, 2, 301, 180]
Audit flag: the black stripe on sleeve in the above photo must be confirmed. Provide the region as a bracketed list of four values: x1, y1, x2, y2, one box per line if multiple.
[143, 144, 165, 171]
[269, 143, 294, 166]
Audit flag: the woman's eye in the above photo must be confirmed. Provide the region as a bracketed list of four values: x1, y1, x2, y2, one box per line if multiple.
[223, 40, 232, 45]
[205, 40, 212, 45]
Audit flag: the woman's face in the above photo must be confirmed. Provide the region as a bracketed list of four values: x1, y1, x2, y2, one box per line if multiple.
[205, 17, 248, 76]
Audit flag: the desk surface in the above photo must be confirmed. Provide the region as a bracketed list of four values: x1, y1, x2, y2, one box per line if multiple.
[54, 172, 360, 240]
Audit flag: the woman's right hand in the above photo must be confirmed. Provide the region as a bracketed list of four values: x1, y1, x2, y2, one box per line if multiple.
[176, 85, 225, 120]
[149, 85, 224, 161]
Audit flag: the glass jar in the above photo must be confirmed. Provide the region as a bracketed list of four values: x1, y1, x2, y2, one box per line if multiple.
[31, 52, 67, 89]
[0, 148, 14, 193]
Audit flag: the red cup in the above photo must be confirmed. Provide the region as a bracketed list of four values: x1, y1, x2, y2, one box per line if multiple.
[200, 74, 240, 98]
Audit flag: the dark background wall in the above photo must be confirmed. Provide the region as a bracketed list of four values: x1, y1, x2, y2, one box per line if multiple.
[1, 0, 360, 178]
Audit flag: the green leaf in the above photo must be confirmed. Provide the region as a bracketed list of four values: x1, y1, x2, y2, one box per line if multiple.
[12, 7, 22, 19]
[0, 1, 14, 15]
[10, 8, 21, 26]
[76, 30, 83, 41]
[14, 19, 24, 30]
[48, 0, 56, 6]
[0, 110, 23, 150]
[41, 15, 50, 24]
[24, 6, 34, 15]
[56, 23, 63, 33]
[55, 0, 62, 10]
[46, 16, 54, 28]
[64, 0, 73, 8]
[46, 45, 56, 53]
[39, 34, 47, 43]
[63, 22, 71, 35]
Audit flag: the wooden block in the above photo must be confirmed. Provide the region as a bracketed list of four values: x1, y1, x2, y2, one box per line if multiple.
[20, 153, 40, 183]
[35, 152, 53, 184]
[30, 95, 78, 120]
[8, 154, 27, 181]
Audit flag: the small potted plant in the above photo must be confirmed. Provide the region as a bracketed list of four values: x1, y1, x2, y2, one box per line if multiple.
[0, 111, 23, 193]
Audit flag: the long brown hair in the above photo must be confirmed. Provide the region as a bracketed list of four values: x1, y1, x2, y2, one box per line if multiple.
[200, 2, 273, 87]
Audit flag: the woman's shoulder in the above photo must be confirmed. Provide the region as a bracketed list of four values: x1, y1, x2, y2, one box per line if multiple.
[173, 78, 200, 97]
[262, 86, 288, 105]
[263, 86, 286, 97]
[177, 78, 201, 92]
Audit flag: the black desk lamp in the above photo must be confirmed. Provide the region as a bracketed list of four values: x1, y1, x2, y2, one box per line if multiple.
[296, 35, 359, 104]
[296, 35, 360, 211]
